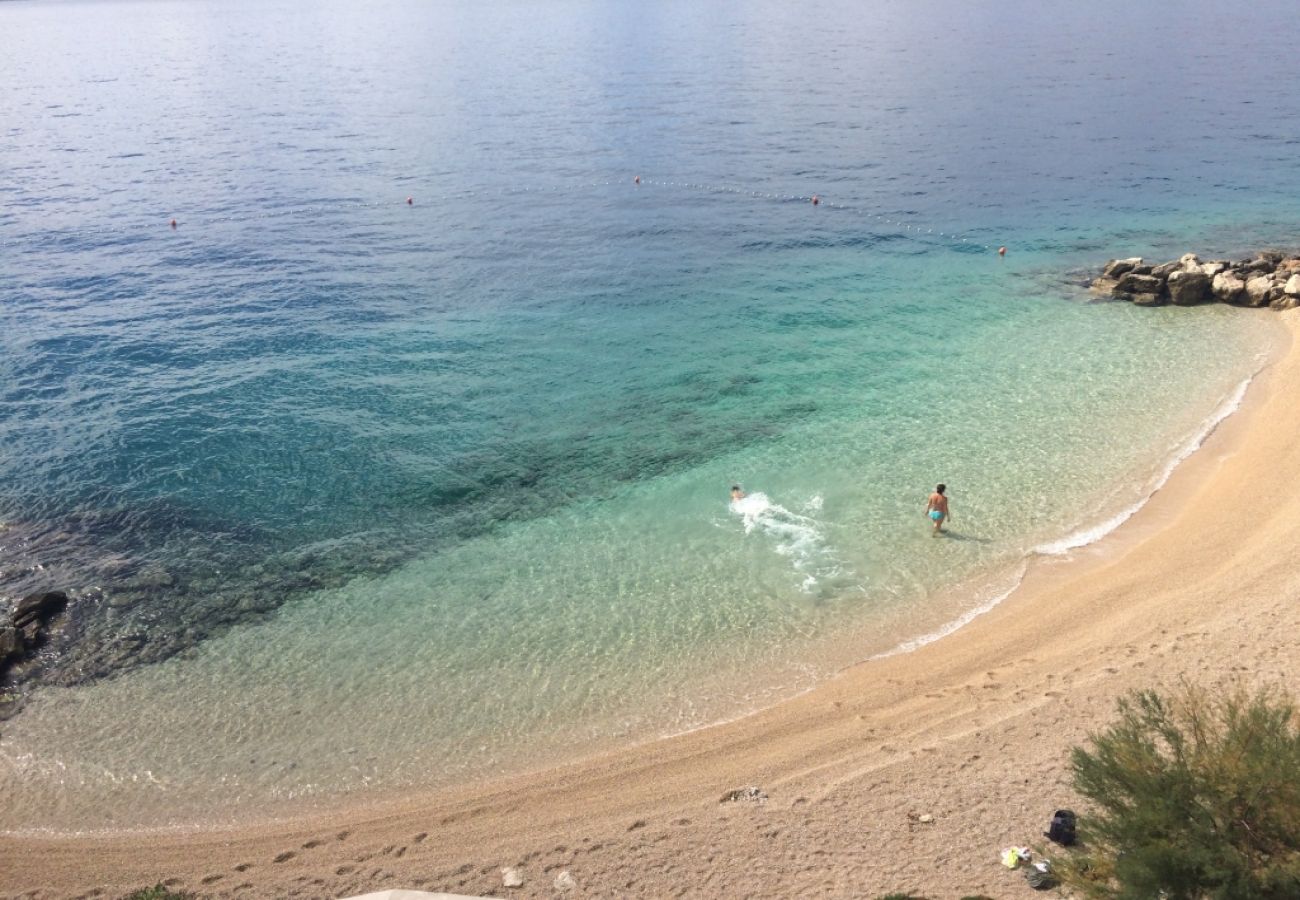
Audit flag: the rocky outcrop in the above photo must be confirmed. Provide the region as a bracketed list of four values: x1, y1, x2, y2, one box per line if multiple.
[1092, 250, 1300, 310]
[1168, 270, 1212, 306]
[1, 591, 70, 715]
[1212, 271, 1246, 303]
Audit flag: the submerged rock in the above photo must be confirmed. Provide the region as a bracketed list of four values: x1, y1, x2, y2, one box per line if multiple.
[11, 591, 68, 628]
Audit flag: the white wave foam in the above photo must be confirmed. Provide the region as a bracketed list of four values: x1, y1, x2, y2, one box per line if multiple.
[1034, 375, 1253, 556]
[731, 492, 842, 593]
[869, 564, 1028, 661]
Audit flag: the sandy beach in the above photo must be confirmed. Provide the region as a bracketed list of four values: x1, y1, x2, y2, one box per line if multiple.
[4, 309, 1299, 900]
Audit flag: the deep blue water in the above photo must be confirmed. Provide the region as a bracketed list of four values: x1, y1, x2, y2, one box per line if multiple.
[1, 0, 1298, 829]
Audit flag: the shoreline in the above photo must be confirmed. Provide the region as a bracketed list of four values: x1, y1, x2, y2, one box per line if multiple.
[4, 312, 1299, 897]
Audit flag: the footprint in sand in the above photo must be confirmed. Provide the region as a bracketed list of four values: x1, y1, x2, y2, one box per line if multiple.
[233, 863, 253, 872]
[412, 832, 428, 843]
[302, 838, 324, 849]
[273, 850, 296, 863]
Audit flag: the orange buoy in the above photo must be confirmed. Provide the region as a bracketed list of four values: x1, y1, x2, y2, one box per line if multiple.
[811, 194, 820, 206]
[406, 197, 413, 205]
[998, 246, 1007, 256]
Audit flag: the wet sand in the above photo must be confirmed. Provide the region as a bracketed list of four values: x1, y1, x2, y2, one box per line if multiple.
[4, 311, 1299, 900]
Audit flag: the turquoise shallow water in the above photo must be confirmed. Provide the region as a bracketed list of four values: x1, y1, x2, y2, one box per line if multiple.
[1, 0, 1297, 830]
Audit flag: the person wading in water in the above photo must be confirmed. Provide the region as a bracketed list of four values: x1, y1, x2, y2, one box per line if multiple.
[925, 483, 951, 535]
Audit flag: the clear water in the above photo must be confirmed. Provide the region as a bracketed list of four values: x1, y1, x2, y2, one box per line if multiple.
[0, 0, 1296, 831]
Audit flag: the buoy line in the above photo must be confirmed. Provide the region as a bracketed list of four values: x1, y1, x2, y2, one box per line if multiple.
[0, 175, 1003, 254]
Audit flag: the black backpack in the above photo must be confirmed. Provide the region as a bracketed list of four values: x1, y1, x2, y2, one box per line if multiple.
[1046, 808, 1077, 846]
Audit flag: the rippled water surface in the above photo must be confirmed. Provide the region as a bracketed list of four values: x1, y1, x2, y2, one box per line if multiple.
[1, 0, 1297, 830]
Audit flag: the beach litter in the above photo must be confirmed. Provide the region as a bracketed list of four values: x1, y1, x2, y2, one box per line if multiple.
[501, 866, 525, 888]
[720, 785, 768, 804]
[1025, 860, 1056, 890]
[1000, 846, 1032, 869]
[554, 870, 577, 892]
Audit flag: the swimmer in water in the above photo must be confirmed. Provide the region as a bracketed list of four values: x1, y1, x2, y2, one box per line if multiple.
[731, 485, 746, 502]
[925, 483, 950, 535]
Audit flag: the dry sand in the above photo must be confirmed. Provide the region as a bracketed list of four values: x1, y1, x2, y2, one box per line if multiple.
[5, 311, 1300, 900]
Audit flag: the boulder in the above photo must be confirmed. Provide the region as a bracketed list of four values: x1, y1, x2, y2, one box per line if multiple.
[1285, 274, 1300, 296]
[1212, 272, 1247, 304]
[1151, 260, 1183, 279]
[1116, 272, 1164, 295]
[1200, 261, 1228, 278]
[1102, 257, 1143, 278]
[1244, 276, 1275, 307]
[1271, 295, 1300, 311]
[1239, 257, 1275, 275]
[1167, 270, 1212, 305]
[0, 626, 22, 662]
[501, 867, 525, 889]
[1278, 258, 1300, 275]
[12, 591, 68, 629]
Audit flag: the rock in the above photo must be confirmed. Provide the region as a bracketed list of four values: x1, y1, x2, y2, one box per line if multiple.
[11, 591, 69, 628]
[1278, 258, 1300, 275]
[0, 626, 23, 662]
[1259, 249, 1285, 264]
[721, 785, 769, 803]
[1285, 274, 1300, 296]
[1239, 257, 1275, 275]
[501, 867, 525, 888]
[1115, 272, 1164, 295]
[554, 871, 577, 892]
[18, 619, 42, 645]
[1151, 260, 1183, 279]
[1244, 275, 1275, 307]
[1212, 272, 1247, 303]
[1199, 261, 1228, 278]
[1102, 257, 1143, 278]
[107, 592, 144, 609]
[1130, 292, 1165, 307]
[1167, 270, 1212, 305]
[1178, 252, 1202, 272]
[918, 813, 935, 823]
[1271, 295, 1300, 311]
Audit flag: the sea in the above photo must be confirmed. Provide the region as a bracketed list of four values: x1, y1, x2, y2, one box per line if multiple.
[1, 0, 1298, 832]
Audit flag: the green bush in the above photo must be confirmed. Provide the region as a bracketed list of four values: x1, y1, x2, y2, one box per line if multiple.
[123, 886, 194, 900]
[1057, 683, 1300, 899]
